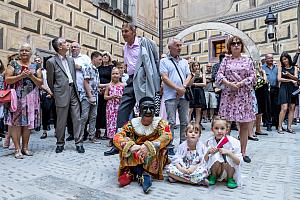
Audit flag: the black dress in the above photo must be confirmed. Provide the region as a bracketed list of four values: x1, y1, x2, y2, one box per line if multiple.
[278, 66, 299, 105]
[96, 65, 114, 130]
[189, 75, 207, 109]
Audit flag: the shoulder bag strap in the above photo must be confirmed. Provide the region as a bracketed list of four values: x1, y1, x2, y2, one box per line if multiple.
[170, 59, 184, 85]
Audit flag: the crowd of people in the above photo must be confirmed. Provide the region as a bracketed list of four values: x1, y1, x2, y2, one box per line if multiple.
[0, 22, 300, 194]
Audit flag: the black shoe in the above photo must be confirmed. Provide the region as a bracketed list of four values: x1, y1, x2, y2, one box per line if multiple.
[76, 146, 85, 153]
[243, 156, 251, 163]
[168, 147, 175, 156]
[104, 147, 119, 156]
[248, 136, 259, 141]
[100, 135, 109, 140]
[266, 126, 272, 131]
[83, 136, 88, 142]
[66, 135, 74, 141]
[55, 146, 64, 153]
[255, 131, 268, 136]
[142, 173, 152, 194]
[40, 132, 47, 139]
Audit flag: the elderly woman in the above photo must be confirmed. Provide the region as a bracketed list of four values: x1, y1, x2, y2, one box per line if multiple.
[5, 43, 43, 159]
[216, 36, 256, 163]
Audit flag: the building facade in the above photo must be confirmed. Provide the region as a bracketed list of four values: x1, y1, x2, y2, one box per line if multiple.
[0, 0, 159, 65]
[163, 0, 300, 64]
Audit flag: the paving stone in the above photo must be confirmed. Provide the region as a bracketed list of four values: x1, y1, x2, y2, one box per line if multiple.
[0, 123, 299, 199]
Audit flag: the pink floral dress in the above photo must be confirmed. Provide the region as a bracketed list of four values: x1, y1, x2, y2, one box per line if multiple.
[5, 62, 40, 129]
[216, 56, 256, 122]
[106, 83, 124, 138]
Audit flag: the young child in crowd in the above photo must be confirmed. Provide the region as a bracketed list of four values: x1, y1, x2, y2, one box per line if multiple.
[204, 117, 243, 189]
[104, 67, 124, 147]
[167, 123, 209, 186]
[116, 62, 129, 85]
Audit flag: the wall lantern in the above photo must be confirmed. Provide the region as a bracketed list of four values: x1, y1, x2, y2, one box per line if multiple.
[265, 7, 277, 39]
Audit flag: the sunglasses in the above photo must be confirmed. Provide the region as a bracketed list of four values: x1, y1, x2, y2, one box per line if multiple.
[231, 42, 241, 46]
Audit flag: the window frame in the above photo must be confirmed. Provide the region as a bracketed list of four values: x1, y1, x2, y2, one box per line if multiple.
[208, 35, 229, 63]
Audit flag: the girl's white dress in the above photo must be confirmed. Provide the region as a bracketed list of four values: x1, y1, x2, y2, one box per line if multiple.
[167, 141, 209, 184]
[205, 135, 243, 186]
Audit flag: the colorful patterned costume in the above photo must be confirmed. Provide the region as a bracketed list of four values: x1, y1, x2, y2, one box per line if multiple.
[113, 117, 172, 180]
[5, 62, 40, 129]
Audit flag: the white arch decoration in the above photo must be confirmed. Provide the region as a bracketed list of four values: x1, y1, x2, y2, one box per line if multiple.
[175, 22, 260, 61]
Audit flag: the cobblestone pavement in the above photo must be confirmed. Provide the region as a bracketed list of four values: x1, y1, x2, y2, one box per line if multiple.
[1, 123, 300, 200]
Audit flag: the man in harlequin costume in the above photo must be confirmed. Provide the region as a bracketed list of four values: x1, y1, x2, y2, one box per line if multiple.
[113, 97, 172, 193]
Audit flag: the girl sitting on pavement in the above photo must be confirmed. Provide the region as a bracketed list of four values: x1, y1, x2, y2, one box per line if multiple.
[205, 117, 243, 189]
[167, 123, 209, 186]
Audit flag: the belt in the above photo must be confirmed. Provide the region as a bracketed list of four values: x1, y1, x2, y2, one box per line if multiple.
[69, 82, 74, 86]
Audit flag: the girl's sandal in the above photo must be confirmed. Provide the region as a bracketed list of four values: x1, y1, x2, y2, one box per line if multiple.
[14, 149, 24, 159]
[277, 129, 284, 134]
[21, 149, 33, 156]
[287, 129, 296, 134]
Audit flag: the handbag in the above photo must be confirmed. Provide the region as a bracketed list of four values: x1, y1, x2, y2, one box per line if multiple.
[0, 90, 11, 103]
[170, 59, 194, 101]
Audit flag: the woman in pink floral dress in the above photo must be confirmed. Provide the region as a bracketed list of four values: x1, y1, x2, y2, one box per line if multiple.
[5, 43, 43, 159]
[216, 36, 256, 163]
[104, 67, 124, 147]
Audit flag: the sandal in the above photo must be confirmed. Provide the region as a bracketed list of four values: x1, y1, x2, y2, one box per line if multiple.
[255, 132, 268, 136]
[107, 139, 113, 147]
[287, 129, 296, 134]
[14, 149, 24, 159]
[248, 136, 259, 141]
[277, 129, 284, 134]
[21, 149, 33, 156]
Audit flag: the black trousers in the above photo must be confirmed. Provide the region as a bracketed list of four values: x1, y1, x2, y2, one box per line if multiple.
[116, 76, 136, 129]
[41, 93, 56, 131]
[269, 87, 280, 128]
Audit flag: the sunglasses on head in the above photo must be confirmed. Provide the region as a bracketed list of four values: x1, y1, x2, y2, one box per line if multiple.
[231, 41, 241, 46]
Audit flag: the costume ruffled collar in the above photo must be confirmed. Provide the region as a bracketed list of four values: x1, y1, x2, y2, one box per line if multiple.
[131, 117, 161, 136]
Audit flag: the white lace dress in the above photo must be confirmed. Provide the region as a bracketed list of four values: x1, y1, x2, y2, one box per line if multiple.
[167, 141, 209, 184]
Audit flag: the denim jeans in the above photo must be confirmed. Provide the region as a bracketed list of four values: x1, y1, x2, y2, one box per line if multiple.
[165, 98, 189, 144]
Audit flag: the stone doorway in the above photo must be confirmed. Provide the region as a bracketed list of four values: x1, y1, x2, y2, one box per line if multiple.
[175, 22, 260, 61]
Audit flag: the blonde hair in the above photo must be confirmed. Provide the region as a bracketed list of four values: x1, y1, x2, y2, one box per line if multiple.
[211, 116, 231, 131]
[102, 51, 113, 65]
[185, 122, 201, 135]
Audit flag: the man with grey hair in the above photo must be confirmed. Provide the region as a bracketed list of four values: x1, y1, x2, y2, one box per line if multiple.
[46, 37, 84, 153]
[160, 38, 192, 155]
[104, 22, 160, 156]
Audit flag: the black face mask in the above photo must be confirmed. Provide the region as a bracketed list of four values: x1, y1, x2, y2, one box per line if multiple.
[140, 101, 155, 118]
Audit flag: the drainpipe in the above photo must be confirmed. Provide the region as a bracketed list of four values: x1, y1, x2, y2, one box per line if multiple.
[159, 0, 163, 56]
